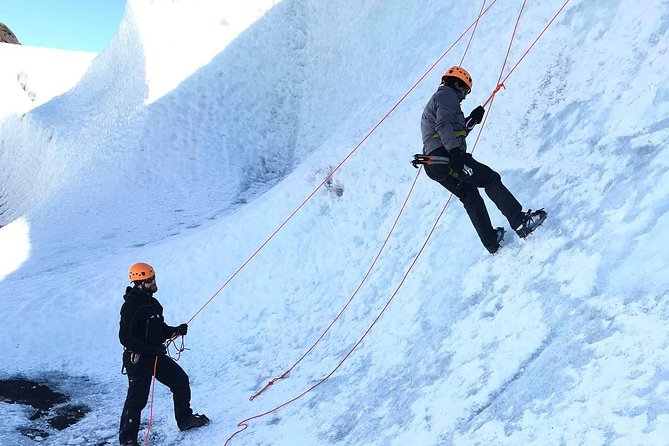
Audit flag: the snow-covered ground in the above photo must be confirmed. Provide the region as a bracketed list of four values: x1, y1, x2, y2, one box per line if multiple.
[1, 0, 669, 445]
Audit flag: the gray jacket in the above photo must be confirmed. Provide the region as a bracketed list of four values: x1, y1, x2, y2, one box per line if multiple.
[421, 85, 467, 155]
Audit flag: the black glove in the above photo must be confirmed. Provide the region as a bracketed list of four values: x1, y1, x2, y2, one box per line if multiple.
[176, 323, 188, 336]
[448, 148, 464, 174]
[466, 105, 485, 129]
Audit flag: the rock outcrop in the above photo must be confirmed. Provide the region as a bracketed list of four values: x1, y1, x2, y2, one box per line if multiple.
[0, 22, 20, 44]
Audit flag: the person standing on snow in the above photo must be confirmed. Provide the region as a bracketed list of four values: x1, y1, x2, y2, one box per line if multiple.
[118, 262, 208, 446]
[417, 65, 546, 254]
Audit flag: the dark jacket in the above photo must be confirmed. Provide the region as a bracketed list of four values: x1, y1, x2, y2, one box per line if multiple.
[119, 286, 178, 355]
[421, 85, 467, 155]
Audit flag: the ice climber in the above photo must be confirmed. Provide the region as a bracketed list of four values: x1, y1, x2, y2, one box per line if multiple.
[118, 262, 208, 446]
[415, 65, 546, 253]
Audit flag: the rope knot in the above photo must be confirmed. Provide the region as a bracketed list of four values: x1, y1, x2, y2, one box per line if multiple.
[493, 82, 506, 94]
[250, 374, 288, 401]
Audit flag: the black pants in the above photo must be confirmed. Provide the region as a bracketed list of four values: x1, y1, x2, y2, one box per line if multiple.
[119, 352, 192, 444]
[424, 148, 523, 252]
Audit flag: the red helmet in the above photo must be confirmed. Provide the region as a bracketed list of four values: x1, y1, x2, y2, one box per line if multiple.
[442, 66, 473, 90]
[129, 262, 155, 282]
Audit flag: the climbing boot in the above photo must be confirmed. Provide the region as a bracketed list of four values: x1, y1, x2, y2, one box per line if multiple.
[178, 413, 209, 431]
[515, 209, 547, 238]
[488, 227, 506, 254]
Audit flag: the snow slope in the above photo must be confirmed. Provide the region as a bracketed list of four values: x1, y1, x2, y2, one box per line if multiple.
[0, 43, 94, 234]
[0, 43, 95, 118]
[1, 0, 669, 445]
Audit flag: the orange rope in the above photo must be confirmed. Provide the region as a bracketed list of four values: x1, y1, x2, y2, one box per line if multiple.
[484, 0, 572, 107]
[460, 0, 488, 66]
[473, 0, 527, 150]
[248, 0, 504, 402]
[145, 4, 506, 441]
[142, 356, 158, 446]
[250, 167, 422, 401]
[224, 0, 573, 443]
[225, 193, 456, 446]
[177, 0, 502, 333]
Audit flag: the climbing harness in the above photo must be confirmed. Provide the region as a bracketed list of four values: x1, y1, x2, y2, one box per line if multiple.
[411, 116, 479, 171]
[410, 154, 473, 178]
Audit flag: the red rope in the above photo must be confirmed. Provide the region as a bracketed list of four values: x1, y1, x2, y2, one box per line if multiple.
[248, 0, 504, 402]
[157, 3, 504, 443]
[142, 356, 158, 446]
[472, 0, 526, 150]
[250, 167, 422, 401]
[224, 0, 573, 443]
[179, 0, 501, 331]
[484, 0, 572, 107]
[460, 0, 488, 66]
[225, 193, 456, 446]
[166, 334, 187, 361]
[141, 339, 187, 446]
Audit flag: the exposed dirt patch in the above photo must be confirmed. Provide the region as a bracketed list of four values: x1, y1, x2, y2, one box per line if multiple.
[0, 378, 67, 410]
[0, 377, 91, 440]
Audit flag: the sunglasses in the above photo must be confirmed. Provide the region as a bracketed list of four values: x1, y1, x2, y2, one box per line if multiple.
[143, 276, 156, 284]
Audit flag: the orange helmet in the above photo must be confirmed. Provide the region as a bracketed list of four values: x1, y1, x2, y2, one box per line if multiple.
[442, 66, 473, 90]
[129, 262, 155, 282]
